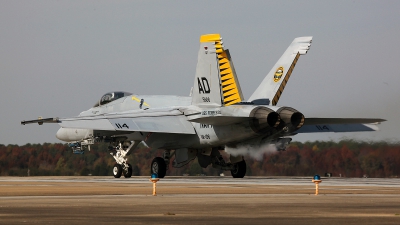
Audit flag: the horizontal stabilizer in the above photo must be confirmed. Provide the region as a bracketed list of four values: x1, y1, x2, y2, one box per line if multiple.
[304, 118, 386, 125]
[296, 123, 380, 133]
[296, 117, 385, 133]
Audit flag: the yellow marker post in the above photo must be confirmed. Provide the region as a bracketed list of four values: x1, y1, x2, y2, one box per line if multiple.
[150, 173, 160, 196]
[312, 174, 322, 195]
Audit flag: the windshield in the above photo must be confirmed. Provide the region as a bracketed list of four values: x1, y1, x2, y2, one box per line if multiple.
[93, 91, 132, 107]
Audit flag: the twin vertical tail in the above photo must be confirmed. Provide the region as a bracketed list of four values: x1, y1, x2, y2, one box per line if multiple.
[191, 34, 243, 107]
[248, 36, 313, 105]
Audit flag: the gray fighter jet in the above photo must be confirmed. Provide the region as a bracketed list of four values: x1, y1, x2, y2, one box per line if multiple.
[21, 34, 385, 178]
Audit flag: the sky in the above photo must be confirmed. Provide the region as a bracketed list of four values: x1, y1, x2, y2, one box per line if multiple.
[1, 1, 399, 145]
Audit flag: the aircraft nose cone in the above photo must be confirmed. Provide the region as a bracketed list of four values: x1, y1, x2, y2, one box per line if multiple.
[56, 128, 69, 141]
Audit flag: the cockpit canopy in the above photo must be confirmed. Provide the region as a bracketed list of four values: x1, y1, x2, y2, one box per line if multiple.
[93, 91, 132, 107]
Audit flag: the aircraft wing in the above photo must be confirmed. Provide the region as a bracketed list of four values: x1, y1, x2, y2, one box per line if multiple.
[21, 109, 196, 134]
[296, 118, 386, 133]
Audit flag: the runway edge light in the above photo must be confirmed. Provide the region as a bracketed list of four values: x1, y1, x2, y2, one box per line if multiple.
[312, 174, 322, 195]
[149, 173, 160, 196]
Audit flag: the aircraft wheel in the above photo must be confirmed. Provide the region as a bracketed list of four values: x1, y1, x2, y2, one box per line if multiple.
[123, 164, 133, 178]
[151, 157, 166, 178]
[113, 164, 123, 178]
[231, 160, 246, 178]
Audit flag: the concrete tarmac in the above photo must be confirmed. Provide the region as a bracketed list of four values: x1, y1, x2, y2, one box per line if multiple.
[0, 176, 400, 224]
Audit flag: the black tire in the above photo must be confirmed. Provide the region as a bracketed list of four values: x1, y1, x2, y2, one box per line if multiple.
[113, 164, 123, 178]
[231, 160, 246, 178]
[123, 164, 133, 178]
[151, 157, 166, 178]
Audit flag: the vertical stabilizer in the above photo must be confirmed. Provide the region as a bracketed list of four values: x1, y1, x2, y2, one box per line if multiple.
[248, 37, 312, 105]
[191, 34, 243, 107]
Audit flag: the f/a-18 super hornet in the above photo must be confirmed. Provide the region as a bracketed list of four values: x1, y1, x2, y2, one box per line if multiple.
[21, 34, 385, 178]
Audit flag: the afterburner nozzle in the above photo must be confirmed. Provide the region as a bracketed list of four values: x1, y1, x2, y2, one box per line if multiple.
[276, 107, 305, 131]
[250, 107, 281, 133]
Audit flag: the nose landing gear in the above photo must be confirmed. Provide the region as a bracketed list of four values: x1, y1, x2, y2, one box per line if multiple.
[109, 141, 140, 178]
[112, 163, 133, 178]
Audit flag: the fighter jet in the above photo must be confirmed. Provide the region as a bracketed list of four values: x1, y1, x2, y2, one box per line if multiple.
[21, 34, 385, 178]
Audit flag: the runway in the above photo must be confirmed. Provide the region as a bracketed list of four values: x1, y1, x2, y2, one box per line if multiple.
[0, 176, 400, 224]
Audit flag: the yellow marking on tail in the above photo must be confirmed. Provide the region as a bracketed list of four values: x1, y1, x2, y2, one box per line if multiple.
[271, 53, 300, 105]
[200, 34, 221, 43]
[217, 50, 242, 106]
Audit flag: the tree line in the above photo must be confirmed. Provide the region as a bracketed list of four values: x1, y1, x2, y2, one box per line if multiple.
[0, 140, 399, 177]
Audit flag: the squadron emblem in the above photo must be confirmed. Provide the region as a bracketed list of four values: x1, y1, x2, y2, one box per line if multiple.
[273, 66, 284, 82]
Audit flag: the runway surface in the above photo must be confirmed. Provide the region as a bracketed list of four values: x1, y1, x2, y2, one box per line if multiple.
[1, 176, 400, 224]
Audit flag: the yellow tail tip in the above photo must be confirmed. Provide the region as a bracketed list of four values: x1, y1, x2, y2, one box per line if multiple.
[200, 34, 221, 43]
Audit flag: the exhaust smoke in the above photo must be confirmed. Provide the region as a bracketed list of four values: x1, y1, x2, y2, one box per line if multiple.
[225, 144, 277, 161]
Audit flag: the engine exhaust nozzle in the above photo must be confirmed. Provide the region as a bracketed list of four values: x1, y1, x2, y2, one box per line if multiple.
[277, 107, 305, 131]
[250, 107, 281, 133]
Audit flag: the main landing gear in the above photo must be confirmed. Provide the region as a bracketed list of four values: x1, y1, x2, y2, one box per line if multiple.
[230, 160, 246, 178]
[210, 149, 246, 178]
[150, 150, 170, 178]
[149, 148, 247, 178]
[151, 157, 167, 178]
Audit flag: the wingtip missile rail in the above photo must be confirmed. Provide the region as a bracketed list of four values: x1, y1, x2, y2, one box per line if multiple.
[21, 117, 60, 125]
